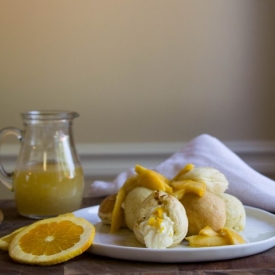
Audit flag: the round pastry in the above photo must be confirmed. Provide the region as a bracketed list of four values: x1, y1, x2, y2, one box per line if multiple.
[122, 186, 153, 231]
[218, 193, 246, 231]
[98, 194, 127, 226]
[180, 191, 226, 236]
[98, 194, 117, 225]
[133, 190, 188, 249]
[178, 166, 228, 195]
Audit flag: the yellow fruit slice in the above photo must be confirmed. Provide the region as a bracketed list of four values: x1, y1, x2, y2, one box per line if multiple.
[185, 226, 245, 247]
[186, 235, 229, 247]
[8, 214, 95, 266]
[171, 163, 195, 181]
[0, 226, 27, 251]
[220, 227, 246, 245]
[110, 187, 127, 233]
[135, 166, 172, 193]
[198, 226, 219, 237]
[171, 180, 206, 200]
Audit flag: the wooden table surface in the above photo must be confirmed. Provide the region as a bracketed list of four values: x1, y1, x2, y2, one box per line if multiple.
[1, 198, 275, 275]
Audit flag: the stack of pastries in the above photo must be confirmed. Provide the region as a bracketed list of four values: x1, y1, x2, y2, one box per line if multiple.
[98, 163, 246, 249]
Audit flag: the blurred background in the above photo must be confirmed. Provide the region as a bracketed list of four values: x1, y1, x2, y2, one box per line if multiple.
[1, 0, 275, 198]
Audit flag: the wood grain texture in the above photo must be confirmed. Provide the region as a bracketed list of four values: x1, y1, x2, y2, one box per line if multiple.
[1, 198, 275, 275]
[0, 210, 3, 223]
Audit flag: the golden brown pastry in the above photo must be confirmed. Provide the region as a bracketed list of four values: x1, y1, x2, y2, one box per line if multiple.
[98, 194, 116, 225]
[133, 190, 188, 248]
[180, 191, 226, 236]
[98, 194, 126, 226]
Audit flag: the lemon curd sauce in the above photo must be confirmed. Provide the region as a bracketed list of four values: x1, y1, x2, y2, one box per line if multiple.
[13, 162, 84, 218]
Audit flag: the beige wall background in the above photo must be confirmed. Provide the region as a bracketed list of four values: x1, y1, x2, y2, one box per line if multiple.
[1, 0, 275, 144]
[1, 0, 275, 200]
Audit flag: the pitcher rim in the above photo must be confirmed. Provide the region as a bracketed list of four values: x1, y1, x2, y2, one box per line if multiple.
[21, 110, 79, 120]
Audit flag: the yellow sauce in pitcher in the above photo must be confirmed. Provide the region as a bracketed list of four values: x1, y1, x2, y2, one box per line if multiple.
[13, 162, 84, 218]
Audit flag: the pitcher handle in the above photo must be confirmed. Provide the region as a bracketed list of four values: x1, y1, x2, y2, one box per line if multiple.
[0, 127, 22, 191]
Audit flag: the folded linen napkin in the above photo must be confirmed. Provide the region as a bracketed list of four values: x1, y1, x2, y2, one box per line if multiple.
[90, 134, 275, 212]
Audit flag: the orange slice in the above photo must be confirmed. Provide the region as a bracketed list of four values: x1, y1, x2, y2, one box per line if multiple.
[8, 214, 95, 266]
[0, 226, 26, 251]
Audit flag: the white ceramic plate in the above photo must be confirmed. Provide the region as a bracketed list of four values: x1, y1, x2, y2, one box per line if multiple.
[74, 205, 275, 263]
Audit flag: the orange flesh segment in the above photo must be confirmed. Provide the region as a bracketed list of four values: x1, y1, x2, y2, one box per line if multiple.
[19, 221, 83, 255]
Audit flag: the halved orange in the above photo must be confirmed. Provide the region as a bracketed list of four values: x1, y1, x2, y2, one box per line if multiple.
[8, 214, 95, 266]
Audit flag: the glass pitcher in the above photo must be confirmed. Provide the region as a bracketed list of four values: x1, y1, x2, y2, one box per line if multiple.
[0, 110, 84, 219]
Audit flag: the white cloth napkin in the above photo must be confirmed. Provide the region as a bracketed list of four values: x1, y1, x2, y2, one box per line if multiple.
[90, 134, 275, 213]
